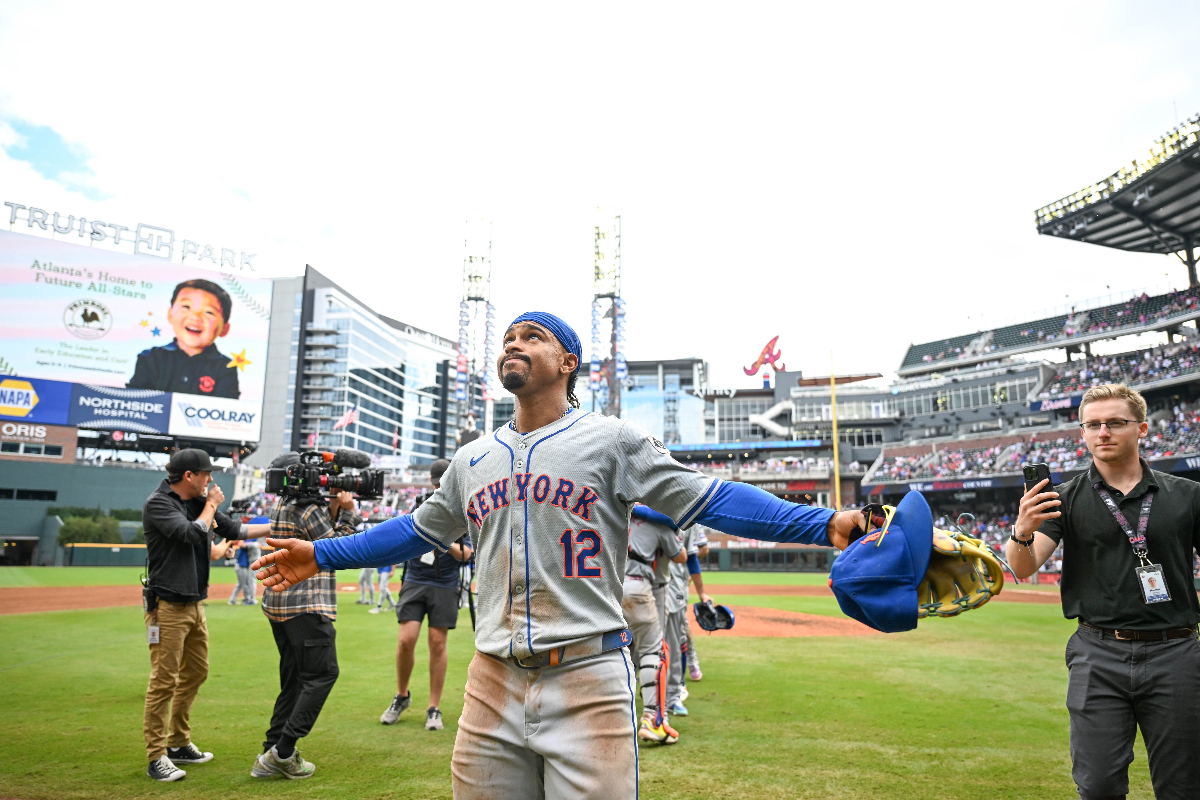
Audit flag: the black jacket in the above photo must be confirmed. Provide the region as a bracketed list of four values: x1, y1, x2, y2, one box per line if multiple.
[143, 479, 242, 603]
[127, 340, 240, 399]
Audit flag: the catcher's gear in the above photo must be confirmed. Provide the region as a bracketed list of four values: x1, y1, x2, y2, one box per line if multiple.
[692, 600, 735, 631]
[918, 527, 1004, 618]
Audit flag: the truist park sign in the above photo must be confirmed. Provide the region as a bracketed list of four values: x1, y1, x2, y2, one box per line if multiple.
[4, 200, 257, 271]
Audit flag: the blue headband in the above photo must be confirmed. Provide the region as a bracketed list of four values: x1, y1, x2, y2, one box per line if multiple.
[509, 312, 582, 374]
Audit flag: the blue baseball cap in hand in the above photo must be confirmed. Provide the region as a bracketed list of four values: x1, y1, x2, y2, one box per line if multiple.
[829, 490, 934, 633]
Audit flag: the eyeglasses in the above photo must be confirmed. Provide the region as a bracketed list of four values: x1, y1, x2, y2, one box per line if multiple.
[1079, 419, 1138, 432]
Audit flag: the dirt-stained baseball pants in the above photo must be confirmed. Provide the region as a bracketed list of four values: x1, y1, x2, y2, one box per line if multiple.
[451, 648, 639, 799]
[143, 600, 208, 761]
[621, 576, 667, 715]
[665, 608, 687, 708]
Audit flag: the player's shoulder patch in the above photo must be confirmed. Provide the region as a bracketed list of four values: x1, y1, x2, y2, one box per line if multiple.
[648, 435, 669, 455]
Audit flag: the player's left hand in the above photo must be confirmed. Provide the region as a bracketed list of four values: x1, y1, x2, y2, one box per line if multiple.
[253, 538, 319, 591]
[826, 510, 866, 550]
[698, 592, 714, 605]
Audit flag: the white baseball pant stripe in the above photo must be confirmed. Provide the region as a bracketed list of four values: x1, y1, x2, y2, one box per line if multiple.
[451, 648, 638, 799]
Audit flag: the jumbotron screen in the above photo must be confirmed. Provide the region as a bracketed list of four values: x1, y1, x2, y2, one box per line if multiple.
[0, 229, 273, 442]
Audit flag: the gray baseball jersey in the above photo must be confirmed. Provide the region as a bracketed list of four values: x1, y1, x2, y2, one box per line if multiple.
[410, 409, 718, 659]
[667, 525, 705, 614]
[626, 515, 682, 584]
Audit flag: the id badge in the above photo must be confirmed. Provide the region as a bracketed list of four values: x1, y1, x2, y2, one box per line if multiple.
[419, 551, 436, 566]
[147, 625, 160, 644]
[1135, 564, 1172, 604]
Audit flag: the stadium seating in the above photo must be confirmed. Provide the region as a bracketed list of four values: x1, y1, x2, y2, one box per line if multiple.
[869, 402, 1200, 483]
[902, 288, 1200, 369]
[1039, 341, 1200, 398]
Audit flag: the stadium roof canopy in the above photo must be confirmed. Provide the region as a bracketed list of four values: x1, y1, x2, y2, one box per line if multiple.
[1035, 114, 1200, 283]
[897, 287, 1200, 377]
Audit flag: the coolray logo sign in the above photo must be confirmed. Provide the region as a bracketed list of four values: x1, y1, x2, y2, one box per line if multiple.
[168, 393, 261, 442]
[0, 379, 38, 417]
[3, 200, 256, 271]
[69, 384, 171, 433]
[179, 404, 257, 424]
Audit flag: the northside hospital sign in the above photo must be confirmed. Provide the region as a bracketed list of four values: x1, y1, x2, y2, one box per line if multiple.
[4, 200, 257, 272]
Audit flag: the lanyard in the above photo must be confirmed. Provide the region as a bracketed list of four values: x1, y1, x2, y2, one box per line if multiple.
[1092, 482, 1155, 565]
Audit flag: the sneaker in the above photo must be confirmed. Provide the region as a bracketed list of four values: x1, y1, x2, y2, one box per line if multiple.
[368, 607, 381, 614]
[167, 743, 213, 763]
[251, 746, 315, 780]
[638, 714, 679, 744]
[380, 692, 411, 725]
[425, 707, 444, 731]
[669, 701, 689, 717]
[689, 664, 703, 681]
[243, 600, 257, 605]
[147, 755, 186, 782]
[227, 600, 237, 605]
[680, 685, 689, 702]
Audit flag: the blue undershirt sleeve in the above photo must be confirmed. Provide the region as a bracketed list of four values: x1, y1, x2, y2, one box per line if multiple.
[693, 481, 835, 546]
[686, 553, 702, 575]
[314, 514, 436, 571]
[630, 504, 678, 530]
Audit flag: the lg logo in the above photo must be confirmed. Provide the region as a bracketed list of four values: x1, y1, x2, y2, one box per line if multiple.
[2, 423, 47, 438]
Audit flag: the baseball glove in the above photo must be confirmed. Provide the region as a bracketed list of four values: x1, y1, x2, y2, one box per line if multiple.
[917, 527, 1005, 618]
[693, 600, 735, 631]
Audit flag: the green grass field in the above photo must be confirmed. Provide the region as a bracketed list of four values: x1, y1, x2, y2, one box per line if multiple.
[0, 567, 1155, 799]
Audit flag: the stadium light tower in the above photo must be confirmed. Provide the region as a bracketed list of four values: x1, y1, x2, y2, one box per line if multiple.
[456, 216, 497, 434]
[590, 209, 625, 417]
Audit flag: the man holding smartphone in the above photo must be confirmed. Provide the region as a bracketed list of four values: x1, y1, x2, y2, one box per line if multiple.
[1007, 383, 1200, 799]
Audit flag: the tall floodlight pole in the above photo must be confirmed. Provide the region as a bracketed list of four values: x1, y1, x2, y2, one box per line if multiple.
[457, 217, 496, 433]
[590, 210, 624, 417]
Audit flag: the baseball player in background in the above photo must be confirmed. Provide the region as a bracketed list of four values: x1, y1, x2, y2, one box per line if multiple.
[666, 522, 710, 716]
[623, 505, 687, 743]
[685, 530, 712, 682]
[254, 311, 866, 800]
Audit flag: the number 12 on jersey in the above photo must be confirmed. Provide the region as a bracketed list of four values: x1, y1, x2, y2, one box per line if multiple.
[559, 529, 602, 578]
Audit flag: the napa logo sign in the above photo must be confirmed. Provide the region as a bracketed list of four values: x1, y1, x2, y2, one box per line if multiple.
[0, 379, 38, 418]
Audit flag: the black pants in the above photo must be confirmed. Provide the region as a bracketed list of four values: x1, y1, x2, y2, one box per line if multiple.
[264, 613, 339, 753]
[1066, 626, 1200, 799]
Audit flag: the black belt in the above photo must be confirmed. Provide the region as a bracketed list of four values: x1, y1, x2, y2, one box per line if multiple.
[1079, 622, 1198, 641]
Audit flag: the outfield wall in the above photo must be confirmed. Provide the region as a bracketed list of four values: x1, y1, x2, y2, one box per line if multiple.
[0, 461, 235, 565]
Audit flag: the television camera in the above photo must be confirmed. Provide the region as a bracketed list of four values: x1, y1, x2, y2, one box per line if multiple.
[265, 448, 386, 500]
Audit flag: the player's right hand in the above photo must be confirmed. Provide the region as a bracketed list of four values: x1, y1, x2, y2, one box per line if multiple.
[253, 538, 319, 591]
[1014, 478, 1059, 539]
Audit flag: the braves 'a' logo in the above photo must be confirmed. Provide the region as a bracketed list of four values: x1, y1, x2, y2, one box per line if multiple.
[743, 335, 785, 375]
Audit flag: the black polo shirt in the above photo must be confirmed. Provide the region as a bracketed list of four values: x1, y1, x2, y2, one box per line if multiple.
[143, 479, 240, 603]
[127, 340, 240, 399]
[1039, 459, 1200, 630]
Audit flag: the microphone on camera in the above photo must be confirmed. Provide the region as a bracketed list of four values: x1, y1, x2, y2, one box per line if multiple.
[330, 447, 372, 469]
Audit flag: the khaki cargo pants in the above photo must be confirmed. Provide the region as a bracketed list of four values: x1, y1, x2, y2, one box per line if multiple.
[143, 600, 208, 761]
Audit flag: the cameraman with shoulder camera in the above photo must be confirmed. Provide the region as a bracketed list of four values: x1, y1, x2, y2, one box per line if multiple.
[251, 451, 362, 781]
[141, 449, 270, 783]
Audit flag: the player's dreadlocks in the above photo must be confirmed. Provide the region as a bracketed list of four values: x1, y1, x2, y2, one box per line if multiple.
[567, 370, 580, 409]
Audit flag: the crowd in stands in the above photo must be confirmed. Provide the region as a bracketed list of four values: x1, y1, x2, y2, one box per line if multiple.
[870, 401, 1200, 483]
[1040, 341, 1200, 399]
[929, 508, 1064, 576]
[913, 288, 1200, 367]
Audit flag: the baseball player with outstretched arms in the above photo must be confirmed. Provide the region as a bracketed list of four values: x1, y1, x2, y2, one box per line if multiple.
[254, 311, 865, 800]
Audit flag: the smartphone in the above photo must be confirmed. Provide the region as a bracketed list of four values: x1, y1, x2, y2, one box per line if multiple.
[1023, 462, 1052, 494]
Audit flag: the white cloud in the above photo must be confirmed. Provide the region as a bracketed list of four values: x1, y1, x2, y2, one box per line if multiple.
[0, 0, 1197, 388]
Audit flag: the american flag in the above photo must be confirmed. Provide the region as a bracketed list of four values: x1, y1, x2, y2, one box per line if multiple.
[392, 426, 399, 453]
[306, 431, 318, 448]
[333, 402, 359, 431]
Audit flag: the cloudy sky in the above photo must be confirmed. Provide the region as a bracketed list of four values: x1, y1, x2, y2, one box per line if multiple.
[2, 1, 1198, 389]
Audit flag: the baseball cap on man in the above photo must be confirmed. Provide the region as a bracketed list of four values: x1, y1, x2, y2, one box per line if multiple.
[828, 490, 934, 633]
[168, 448, 214, 475]
[429, 458, 451, 487]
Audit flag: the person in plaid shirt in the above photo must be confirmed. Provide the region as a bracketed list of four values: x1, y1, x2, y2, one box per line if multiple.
[250, 452, 360, 781]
